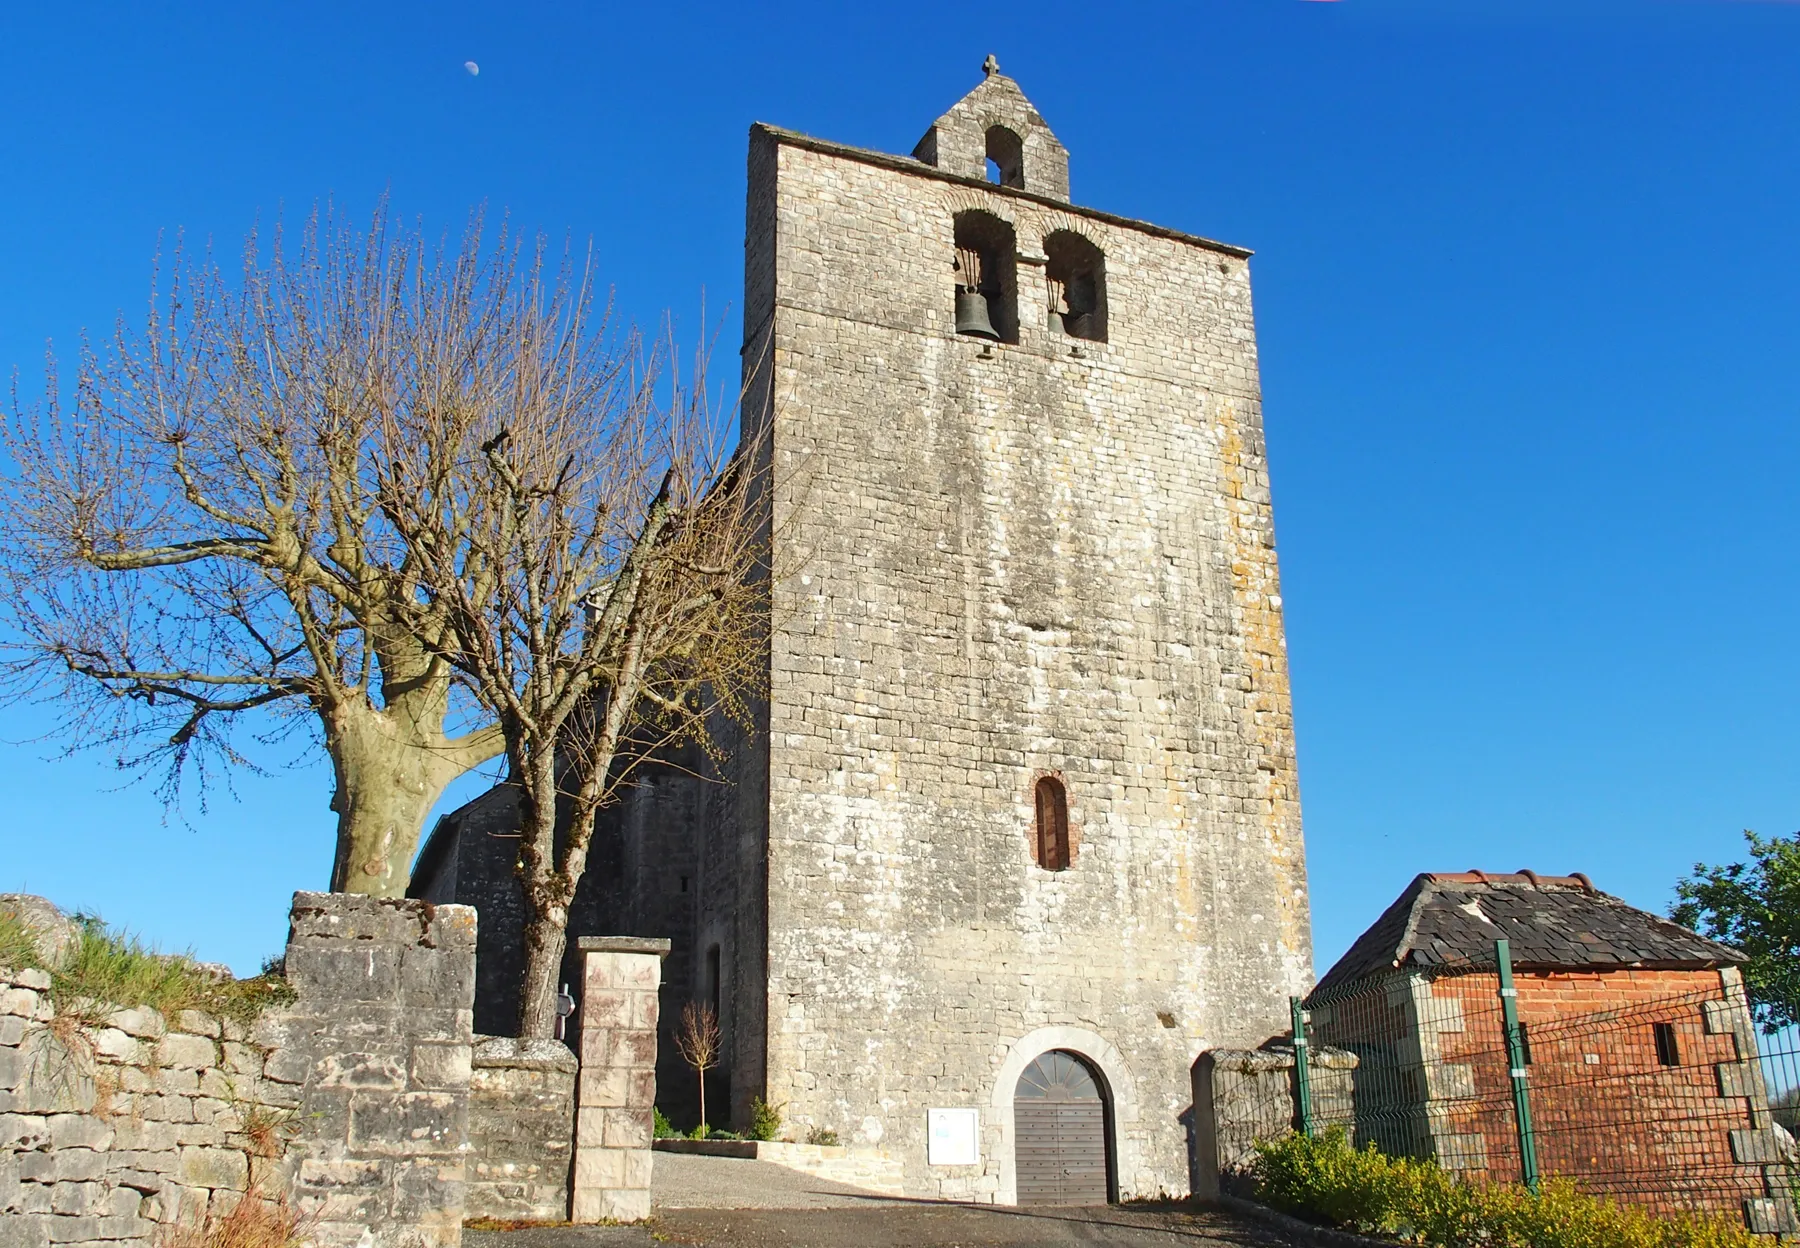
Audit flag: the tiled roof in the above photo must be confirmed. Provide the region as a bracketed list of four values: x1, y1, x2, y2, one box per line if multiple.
[1308, 871, 1743, 1002]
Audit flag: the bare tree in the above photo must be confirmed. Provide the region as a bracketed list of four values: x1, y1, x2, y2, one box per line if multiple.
[384, 266, 768, 1038]
[674, 1001, 722, 1131]
[0, 207, 609, 894]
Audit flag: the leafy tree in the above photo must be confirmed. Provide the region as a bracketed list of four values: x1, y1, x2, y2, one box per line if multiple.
[1672, 829, 1800, 1033]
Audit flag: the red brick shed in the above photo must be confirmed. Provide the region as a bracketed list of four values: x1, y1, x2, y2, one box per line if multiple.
[1306, 871, 1795, 1233]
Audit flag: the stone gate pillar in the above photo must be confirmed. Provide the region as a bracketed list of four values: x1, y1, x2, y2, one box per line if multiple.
[571, 936, 671, 1223]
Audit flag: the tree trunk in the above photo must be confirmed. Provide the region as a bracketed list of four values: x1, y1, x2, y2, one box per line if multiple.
[698, 1069, 707, 1131]
[517, 901, 570, 1040]
[325, 693, 502, 896]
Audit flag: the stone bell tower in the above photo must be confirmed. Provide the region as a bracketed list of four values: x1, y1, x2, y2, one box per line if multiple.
[720, 57, 1313, 1204]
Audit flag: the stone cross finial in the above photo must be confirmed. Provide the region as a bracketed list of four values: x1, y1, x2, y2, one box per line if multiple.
[983, 54, 1000, 77]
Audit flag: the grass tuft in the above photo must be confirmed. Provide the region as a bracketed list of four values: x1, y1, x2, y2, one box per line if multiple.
[157, 1189, 310, 1248]
[1, 904, 292, 1026]
[0, 905, 42, 972]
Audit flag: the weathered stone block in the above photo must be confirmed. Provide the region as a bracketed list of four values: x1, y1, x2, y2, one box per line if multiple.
[600, 1107, 651, 1150]
[410, 1043, 472, 1090]
[173, 1010, 219, 1038]
[156, 1033, 217, 1071]
[288, 891, 427, 945]
[89, 1029, 141, 1064]
[48, 1179, 105, 1215]
[155, 1066, 201, 1096]
[283, 945, 401, 1002]
[402, 946, 475, 1010]
[316, 1052, 407, 1091]
[0, 1212, 50, 1248]
[0, 1151, 18, 1215]
[179, 1146, 248, 1191]
[49, 1149, 103, 1182]
[296, 1157, 390, 1192]
[106, 1006, 166, 1040]
[346, 1091, 465, 1156]
[1729, 1127, 1782, 1164]
[262, 1047, 310, 1085]
[577, 1066, 631, 1109]
[46, 1113, 111, 1151]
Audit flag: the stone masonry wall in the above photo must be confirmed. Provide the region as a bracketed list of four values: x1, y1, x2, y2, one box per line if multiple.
[1189, 1045, 1358, 1200]
[0, 891, 476, 1248]
[466, 1036, 576, 1224]
[739, 108, 1311, 1201]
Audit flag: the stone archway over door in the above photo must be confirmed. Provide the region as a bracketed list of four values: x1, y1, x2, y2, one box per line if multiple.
[1014, 1050, 1111, 1206]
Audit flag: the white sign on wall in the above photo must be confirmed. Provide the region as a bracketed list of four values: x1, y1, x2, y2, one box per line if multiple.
[926, 1107, 980, 1166]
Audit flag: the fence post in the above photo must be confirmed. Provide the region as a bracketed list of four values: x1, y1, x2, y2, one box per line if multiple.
[1290, 995, 1314, 1137]
[1495, 938, 1540, 1193]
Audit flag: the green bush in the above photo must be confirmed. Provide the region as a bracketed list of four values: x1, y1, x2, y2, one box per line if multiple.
[749, 1095, 783, 1142]
[653, 1107, 678, 1140]
[1251, 1130, 1763, 1248]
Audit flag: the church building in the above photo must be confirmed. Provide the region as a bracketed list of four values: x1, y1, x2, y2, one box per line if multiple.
[412, 60, 1313, 1205]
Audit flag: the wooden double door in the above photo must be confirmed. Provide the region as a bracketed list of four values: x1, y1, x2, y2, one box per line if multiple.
[1014, 1049, 1112, 1206]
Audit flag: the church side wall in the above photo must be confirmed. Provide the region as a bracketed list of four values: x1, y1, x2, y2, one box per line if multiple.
[753, 138, 1310, 1200]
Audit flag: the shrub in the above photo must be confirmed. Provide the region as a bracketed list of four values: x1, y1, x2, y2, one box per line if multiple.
[689, 1121, 710, 1141]
[805, 1126, 839, 1147]
[1251, 1130, 1764, 1248]
[749, 1095, 783, 1142]
[653, 1106, 678, 1140]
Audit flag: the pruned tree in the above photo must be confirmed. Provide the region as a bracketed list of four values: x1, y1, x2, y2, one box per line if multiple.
[674, 1001, 723, 1131]
[383, 264, 769, 1038]
[0, 207, 612, 894]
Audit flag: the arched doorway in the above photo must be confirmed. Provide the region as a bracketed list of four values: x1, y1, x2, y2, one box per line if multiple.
[1013, 1049, 1113, 1206]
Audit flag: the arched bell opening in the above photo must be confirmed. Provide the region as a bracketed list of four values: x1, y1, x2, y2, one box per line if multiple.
[1013, 1049, 1116, 1206]
[985, 125, 1025, 189]
[1044, 230, 1107, 343]
[952, 210, 1019, 345]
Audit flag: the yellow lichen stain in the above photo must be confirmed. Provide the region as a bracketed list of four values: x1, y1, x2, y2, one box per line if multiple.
[1213, 399, 1310, 968]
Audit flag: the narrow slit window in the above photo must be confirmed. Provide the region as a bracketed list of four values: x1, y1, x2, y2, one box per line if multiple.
[1034, 775, 1071, 871]
[706, 944, 722, 1019]
[1654, 1021, 1680, 1066]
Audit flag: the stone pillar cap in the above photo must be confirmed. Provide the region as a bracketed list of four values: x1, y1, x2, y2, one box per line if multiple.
[577, 936, 672, 958]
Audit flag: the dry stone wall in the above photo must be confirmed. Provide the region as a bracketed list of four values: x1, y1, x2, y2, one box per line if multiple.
[465, 1036, 576, 1224]
[0, 891, 476, 1248]
[1189, 1046, 1357, 1200]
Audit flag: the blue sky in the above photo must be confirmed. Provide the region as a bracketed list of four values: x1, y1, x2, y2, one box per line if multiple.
[2, 0, 1796, 981]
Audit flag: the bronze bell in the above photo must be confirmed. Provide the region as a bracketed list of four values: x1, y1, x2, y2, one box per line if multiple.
[955, 288, 1000, 340]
